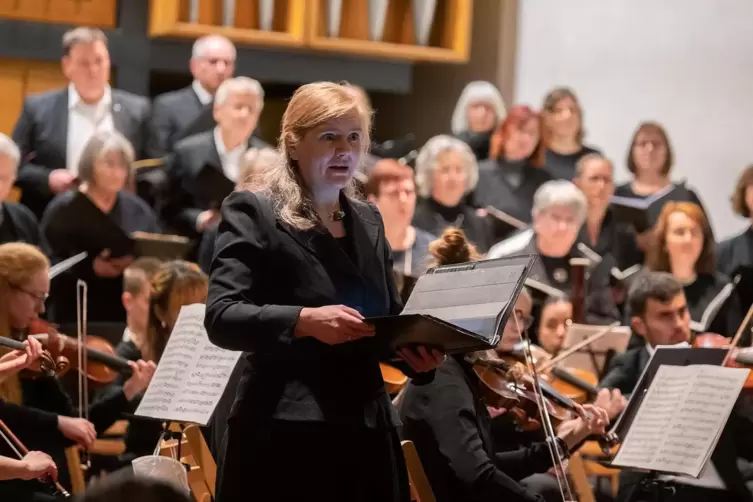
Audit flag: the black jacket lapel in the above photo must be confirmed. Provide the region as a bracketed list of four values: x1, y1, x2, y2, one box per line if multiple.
[51, 90, 69, 166]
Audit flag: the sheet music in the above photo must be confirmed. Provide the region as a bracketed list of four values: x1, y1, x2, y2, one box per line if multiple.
[135, 304, 242, 425]
[612, 364, 748, 477]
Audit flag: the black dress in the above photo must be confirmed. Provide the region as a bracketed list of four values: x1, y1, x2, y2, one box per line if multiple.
[204, 191, 425, 502]
[40, 191, 160, 325]
[412, 197, 491, 253]
[398, 356, 555, 502]
[544, 145, 600, 181]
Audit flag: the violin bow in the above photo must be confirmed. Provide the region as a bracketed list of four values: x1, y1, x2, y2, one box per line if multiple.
[515, 316, 576, 502]
[722, 302, 753, 366]
[536, 321, 621, 373]
[76, 280, 91, 469]
[0, 418, 71, 498]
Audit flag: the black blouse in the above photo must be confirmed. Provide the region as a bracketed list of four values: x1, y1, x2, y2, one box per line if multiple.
[413, 197, 491, 253]
[398, 356, 554, 502]
[544, 145, 600, 181]
[41, 190, 160, 325]
[577, 209, 642, 272]
[717, 227, 753, 278]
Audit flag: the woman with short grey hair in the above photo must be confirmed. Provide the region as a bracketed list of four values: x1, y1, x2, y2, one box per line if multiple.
[0, 133, 44, 248]
[452, 81, 507, 160]
[40, 130, 160, 325]
[412, 135, 491, 252]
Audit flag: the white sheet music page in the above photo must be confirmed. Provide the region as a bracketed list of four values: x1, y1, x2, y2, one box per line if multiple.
[135, 303, 242, 425]
[611, 364, 748, 477]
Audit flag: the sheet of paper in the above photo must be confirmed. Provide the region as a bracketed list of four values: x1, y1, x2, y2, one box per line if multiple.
[612, 364, 748, 477]
[135, 303, 242, 425]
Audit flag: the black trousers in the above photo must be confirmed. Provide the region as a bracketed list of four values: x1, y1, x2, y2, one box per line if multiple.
[617, 470, 748, 502]
[216, 419, 411, 502]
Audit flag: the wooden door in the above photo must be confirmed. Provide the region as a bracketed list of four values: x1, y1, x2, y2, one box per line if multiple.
[0, 59, 66, 135]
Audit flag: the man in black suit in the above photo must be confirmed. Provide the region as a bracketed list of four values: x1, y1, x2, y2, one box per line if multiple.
[160, 76, 267, 240]
[601, 272, 753, 501]
[147, 35, 237, 158]
[11, 27, 150, 219]
[0, 134, 45, 250]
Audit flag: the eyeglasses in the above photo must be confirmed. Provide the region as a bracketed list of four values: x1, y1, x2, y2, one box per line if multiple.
[11, 285, 49, 304]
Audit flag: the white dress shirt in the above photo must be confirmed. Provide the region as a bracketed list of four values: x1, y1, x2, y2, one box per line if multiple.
[66, 84, 114, 175]
[213, 127, 247, 183]
[192, 80, 213, 105]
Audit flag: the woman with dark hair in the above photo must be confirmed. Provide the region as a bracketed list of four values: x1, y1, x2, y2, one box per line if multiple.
[540, 88, 600, 180]
[473, 105, 552, 242]
[716, 165, 753, 279]
[645, 202, 743, 342]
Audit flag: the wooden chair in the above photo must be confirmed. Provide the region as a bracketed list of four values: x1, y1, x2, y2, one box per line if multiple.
[401, 440, 435, 502]
[159, 423, 216, 502]
[64, 420, 129, 495]
[579, 440, 621, 497]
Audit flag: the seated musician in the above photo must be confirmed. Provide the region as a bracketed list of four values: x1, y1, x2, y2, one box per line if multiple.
[398, 228, 609, 502]
[488, 180, 620, 325]
[197, 146, 279, 273]
[0, 134, 46, 249]
[117, 258, 163, 362]
[717, 165, 753, 278]
[160, 76, 267, 242]
[40, 131, 160, 325]
[122, 261, 207, 459]
[365, 159, 436, 280]
[644, 202, 743, 343]
[600, 271, 753, 501]
[412, 135, 491, 252]
[0, 242, 155, 500]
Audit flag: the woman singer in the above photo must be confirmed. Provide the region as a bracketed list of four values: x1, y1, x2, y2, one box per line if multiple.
[204, 81, 444, 502]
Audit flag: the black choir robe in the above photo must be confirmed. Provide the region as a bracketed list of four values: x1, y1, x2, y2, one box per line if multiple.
[600, 345, 753, 502]
[11, 88, 150, 219]
[398, 356, 555, 502]
[472, 158, 552, 242]
[40, 190, 160, 325]
[204, 191, 430, 501]
[412, 197, 491, 253]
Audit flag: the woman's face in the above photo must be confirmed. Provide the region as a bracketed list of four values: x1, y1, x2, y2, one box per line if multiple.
[466, 100, 496, 133]
[632, 129, 667, 177]
[538, 300, 573, 355]
[504, 118, 539, 162]
[533, 205, 581, 255]
[291, 110, 364, 195]
[664, 211, 703, 270]
[370, 178, 417, 230]
[8, 269, 49, 330]
[547, 96, 580, 140]
[92, 150, 128, 194]
[497, 293, 533, 352]
[575, 159, 614, 211]
[431, 150, 469, 208]
[745, 185, 753, 218]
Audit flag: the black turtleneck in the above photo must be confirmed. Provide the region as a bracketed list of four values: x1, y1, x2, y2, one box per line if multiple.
[456, 130, 492, 161]
[544, 145, 600, 181]
[412, 197, 491, 252]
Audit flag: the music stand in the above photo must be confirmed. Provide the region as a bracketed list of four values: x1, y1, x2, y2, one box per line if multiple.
[561, 323, 631, 378]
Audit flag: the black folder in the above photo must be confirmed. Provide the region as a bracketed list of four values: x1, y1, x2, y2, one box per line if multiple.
[732, 265, 753, 311]
[370, 254, 536, 354]
[45, 192, 191, 260]
[196, 164, 235, 209]
[610, 183, 681, 233]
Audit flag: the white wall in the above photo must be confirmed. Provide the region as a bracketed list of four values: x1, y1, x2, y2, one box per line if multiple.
[514, 0, 753, 239]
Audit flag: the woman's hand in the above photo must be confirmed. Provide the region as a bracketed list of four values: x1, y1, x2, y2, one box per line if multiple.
[635, 230, 653, 251]
[19, 451, 58, 481]
[592, 388, 627, 420]
[122, 359, 157, 401]
[556, 403, 609, 449]
[397, 346, 445, 373]
[93, 250, 130, 278]
[0, 338, 44, 381]
[295, 305, 375, 345]
[57, 416, 96, 449]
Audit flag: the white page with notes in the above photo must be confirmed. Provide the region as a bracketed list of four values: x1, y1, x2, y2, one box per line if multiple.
[135, 303, 242, 425]
[611, 364, 748, 477]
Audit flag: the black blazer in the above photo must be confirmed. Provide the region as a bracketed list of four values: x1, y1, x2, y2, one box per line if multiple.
[11, 87, 151, 218]
[160, 131, 269, 238]
[205, 191, 421, 429]
[147, 86, 206, 158]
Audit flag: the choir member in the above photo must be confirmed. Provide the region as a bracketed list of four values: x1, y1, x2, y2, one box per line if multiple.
[600, 272, 753, 501]
[365, 159, 436, 279]
[451, 81, 507, 160]
[412, 135, 491, 252]
[717, 165, 753, 277]
[489, 180, 620, 324]
[573, 153, 641, 271]
[398, 228, 607, 502]
[197, 146, 279, 273]
[41, 131, 160, 325]
[0, 242, 155, 499]
[11, 27, 150, 219]
[0, 134, 45, 248]
[147, 35, 237, 158]
[123, 261, 207, 458]
[473, 105, 552, 241]
[646, 202, 743, 341]
[204, 82, 443, 502]
[161, 76, 267, 241]
[614, 122, 710, 251]
[540, 87, 600, 180]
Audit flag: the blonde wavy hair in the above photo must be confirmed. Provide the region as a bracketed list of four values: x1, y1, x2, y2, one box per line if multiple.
[256, 82, 373, 230]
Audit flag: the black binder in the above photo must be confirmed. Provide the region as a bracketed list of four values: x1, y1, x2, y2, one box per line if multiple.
[370, 254, 537, 354]
[732, 265, 753, 311]
[610, 183, 681, 233]
[196, 164, 235, 209]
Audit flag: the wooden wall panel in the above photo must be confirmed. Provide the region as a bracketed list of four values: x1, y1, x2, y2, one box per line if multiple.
[0, 59, 66, 136]
[0, 0, 117, 28]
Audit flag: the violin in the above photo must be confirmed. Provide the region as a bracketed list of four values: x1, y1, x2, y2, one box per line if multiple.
[380, 362, 408, 395]
[0, 336, 66, 377]
[27, 319, 132, 386]
[692, 332, 753, 390]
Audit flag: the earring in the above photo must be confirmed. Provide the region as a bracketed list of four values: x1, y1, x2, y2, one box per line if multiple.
[161, 321, 166, 328]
